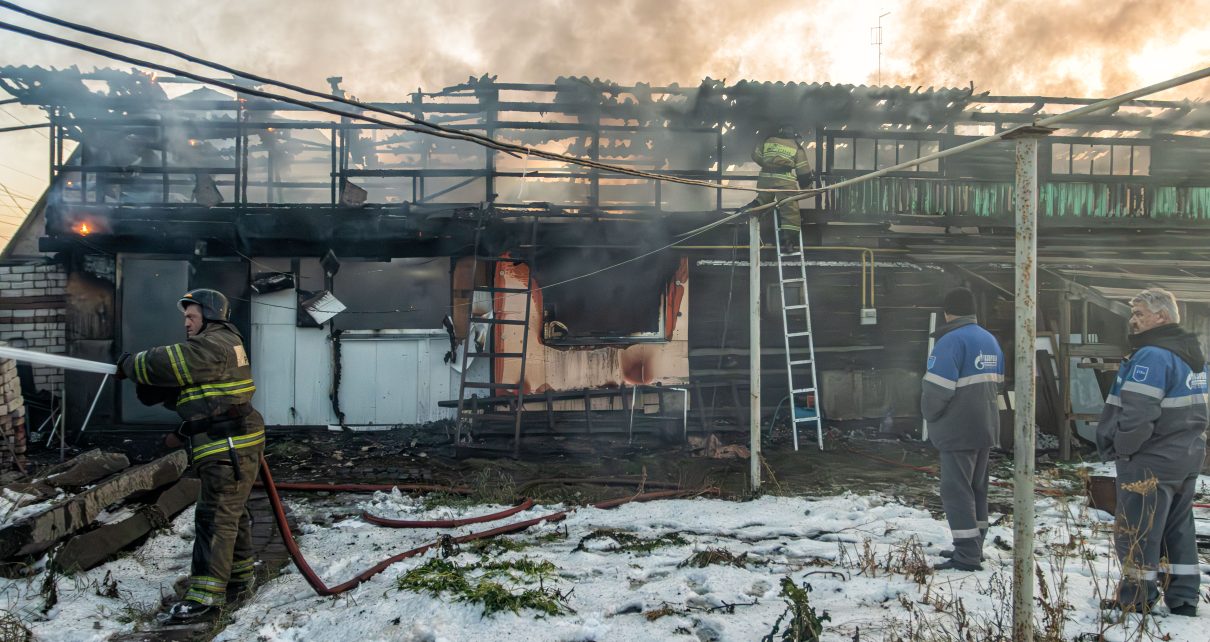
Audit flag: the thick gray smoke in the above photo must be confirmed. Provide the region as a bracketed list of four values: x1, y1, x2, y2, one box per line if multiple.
[890, 0, 1210, 100]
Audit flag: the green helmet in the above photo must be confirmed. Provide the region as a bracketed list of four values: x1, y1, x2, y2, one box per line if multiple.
[177, 288, 230, 322]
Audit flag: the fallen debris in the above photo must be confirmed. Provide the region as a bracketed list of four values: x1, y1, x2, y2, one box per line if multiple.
[0, 450, 187, 559]
[53, 477, 201, 572]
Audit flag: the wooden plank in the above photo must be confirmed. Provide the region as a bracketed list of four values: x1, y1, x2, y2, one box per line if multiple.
[0, 450, 188, 559]
[1055, 269, 1210, 284]
[1068, 343, 1127, 358]
[52, 478, 200, 572]
[1063, 280, 1133, 318]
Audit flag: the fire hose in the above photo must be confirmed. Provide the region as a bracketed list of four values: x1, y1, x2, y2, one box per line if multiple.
[259, 456, 716, 596]
[0, 346, 718, 597]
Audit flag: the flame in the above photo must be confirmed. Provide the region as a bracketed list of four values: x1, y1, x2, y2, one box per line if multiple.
[74, 221, 92, 236]
[188, 139, 199, 146]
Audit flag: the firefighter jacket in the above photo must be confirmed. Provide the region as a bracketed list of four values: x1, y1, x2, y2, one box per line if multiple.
[921, 317, 1005, 451]
[119, 321, 264, 462]
[751, 136, 812, 186]
[1095, 324, 1209, 473]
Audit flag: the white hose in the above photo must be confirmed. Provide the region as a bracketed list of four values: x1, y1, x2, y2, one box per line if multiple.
[0, 345, 117, 375]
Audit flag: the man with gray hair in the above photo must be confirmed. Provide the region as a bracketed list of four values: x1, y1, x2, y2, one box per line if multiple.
[1097, 288, 1208, 616]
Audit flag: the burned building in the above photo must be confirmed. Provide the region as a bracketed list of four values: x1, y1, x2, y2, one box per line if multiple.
[2, 66, 1210, 455]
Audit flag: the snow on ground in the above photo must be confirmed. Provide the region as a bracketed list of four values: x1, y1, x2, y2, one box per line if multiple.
[2, 487, 1209, 641]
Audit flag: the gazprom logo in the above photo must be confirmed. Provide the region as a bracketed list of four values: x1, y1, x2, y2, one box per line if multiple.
[1186, 371, 1208, 391]
[974, 352, 997, 371]
[927, 355, 936, 370]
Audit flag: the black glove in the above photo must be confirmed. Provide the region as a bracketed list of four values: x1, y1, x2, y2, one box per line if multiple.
[115, 352, 132, 381]
[136, 383, 179, 407]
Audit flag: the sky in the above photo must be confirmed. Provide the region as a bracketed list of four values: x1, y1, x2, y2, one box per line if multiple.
[1, 0, 1208, 246]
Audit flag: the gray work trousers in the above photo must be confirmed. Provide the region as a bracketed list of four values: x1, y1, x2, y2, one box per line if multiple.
[1113, 461, 1202, 610]
[939, 448, 990, 566]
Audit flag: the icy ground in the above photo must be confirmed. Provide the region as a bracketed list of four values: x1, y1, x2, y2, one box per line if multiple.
[3, 477, 1210, 641]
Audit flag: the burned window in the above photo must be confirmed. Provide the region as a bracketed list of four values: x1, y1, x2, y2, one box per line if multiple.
[297, 258, 450, 331]
[534, 247, 678, 344]
[829, 135, 939, 173]
[1051, 142, 1149, 176]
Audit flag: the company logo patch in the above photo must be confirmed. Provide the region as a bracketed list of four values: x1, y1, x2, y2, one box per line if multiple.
[1131, 365, 1150, 382]
[927, 355, 936, 370]
[974, 352, 998, 371]
[232, 345, 249, 368]
[1186, 371, 1208, 390]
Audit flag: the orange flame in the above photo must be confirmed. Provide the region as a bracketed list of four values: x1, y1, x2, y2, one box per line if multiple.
[74, 221, 92, 236]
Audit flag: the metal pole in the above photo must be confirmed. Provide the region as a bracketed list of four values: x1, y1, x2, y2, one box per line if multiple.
[1007, 125, 1051, 642]
[77, 374, 110, 437]
[749, 215, 762, 490]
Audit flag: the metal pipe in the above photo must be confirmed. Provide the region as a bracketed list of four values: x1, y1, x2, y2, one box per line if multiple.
[77, 374, 110, 436]
[1008, 126, 1049, 642]
[748, 214, 761, 490]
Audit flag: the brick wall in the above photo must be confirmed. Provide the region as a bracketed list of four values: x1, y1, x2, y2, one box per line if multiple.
[0, 262, 67, 393]
[0, 347, 27, 471]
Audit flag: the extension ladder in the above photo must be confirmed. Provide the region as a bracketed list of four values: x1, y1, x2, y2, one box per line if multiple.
[773, 222, 824, 450]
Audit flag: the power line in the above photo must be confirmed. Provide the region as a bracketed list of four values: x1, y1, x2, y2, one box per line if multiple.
[0, 105, 47, 139]
[0, 5, 796, 195]
[0, 161, 44, 181]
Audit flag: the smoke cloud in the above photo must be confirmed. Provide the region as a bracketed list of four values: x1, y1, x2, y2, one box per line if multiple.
[1, 0, 1205, 102]
[889, 0, 1210, 100]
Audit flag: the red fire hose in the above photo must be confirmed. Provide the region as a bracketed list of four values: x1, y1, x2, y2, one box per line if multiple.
[362, 499, 535, 528]
[258, 455, 716, 596]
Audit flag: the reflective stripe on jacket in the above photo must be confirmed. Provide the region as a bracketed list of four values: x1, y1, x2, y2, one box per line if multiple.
[752, 136, 812, 183]
[1096, 343, 1208, 473]
[121, 321, 262, 427]
[920, 317, 1005, 451]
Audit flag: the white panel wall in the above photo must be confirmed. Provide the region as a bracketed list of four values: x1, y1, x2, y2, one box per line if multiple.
[252, 286, 459, 426]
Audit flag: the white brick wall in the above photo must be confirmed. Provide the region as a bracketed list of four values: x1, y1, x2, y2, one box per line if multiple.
[0, 261, 68, 393]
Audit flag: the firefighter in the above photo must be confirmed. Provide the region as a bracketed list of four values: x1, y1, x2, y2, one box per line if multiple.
[751, 125, 813, 252]
[1096, 288, 1208, 616]
[920, 287, 1004, 571]
[116, 288, 264, 622]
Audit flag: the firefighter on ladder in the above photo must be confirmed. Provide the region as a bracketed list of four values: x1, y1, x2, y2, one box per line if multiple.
[116, 289, 264, 622]
[751, 125, 814, 253]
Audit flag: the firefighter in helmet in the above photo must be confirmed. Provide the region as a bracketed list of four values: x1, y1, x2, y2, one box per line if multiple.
[116, 288, 264, 621]
[751, 124, 814, 252]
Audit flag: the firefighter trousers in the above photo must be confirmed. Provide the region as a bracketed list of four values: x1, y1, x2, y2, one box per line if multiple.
[754, 177, 801, 232]
[184, 445, 262, 606]
[939, 448, 990, 566]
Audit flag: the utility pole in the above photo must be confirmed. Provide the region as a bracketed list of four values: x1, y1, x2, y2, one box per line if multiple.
[749, 214, 762, 491]
[1004, 124, 1053, 642]
[871, 11, 890, 86]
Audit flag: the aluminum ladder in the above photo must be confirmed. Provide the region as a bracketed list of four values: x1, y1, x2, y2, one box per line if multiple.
[773, 223, 824, 450]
